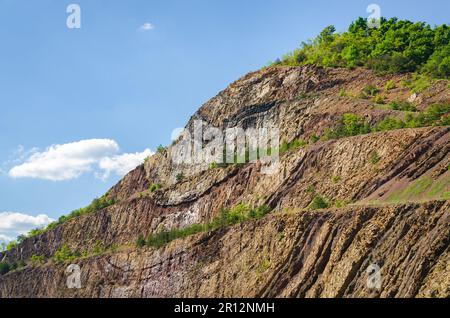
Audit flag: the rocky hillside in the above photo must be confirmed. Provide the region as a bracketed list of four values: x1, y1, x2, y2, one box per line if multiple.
[1, 65, 449, 298]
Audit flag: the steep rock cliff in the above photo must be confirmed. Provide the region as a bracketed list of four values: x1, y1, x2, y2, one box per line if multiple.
[0, 66, 449, 298]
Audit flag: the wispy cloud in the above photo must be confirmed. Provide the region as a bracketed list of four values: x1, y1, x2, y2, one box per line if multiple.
[7, 139, 153, 181]
[0, 212, 54, 244]
[139, 22, 155, 31]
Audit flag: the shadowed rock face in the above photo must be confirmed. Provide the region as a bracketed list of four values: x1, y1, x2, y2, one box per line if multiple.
[0, 66, 449, 298]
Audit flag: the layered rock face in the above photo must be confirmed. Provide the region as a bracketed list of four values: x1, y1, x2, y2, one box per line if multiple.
[0, 66, 449, 298]
[2, 201, 449, 298]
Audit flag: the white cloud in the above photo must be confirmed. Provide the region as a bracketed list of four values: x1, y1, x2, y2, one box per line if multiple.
[9, 139, 119, 181]
[97, 149, 153, 180]
[139, 22, 155, 31]
[0, 212, 54, 244]
[7, 139, 152, 181]
[0, 145, 38, 176]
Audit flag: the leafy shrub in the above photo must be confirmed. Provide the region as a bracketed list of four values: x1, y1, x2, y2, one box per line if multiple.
[362, 85, 380, 97]
[389, 100, 417, 112]
[322, 113, 371, 140]
[339, 89, 348, 97]
[374, 117, 405, 131]
[422, 44, 450, 79]
[309, 195, 330, 210]
[149, 183, 162, 192]
[17, 235, 27, 244]
[385, 80, 396, 91]
[157, 145, 166, 153]
[30, 254, 46, 266]
[226, 203, 252, 224]
[0, 260, 25, 275]
[374, 103, 449, 131]
[310, 135, 320, 143]
[372, 94, 385, 104]
[6, 241, 18, 251]
[53, 244, 79, 264]
[136, 234, 146, 248]
[249, 205, 272, 219]
[0, 262, 11, 275]
[176, 173, 185, 182]
[402, 74, 433, 93]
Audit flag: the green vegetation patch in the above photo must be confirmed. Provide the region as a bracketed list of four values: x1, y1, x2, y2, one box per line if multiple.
[387, 174, 450, 203]
[280, 139, 308, 154]
[149, 183, 162, 192]
[143, 204, 272, 248]
[308, 195, 330, 210]
[389, 100, 417, 112]
[271, 18, 450, 79]
[320, 103, 449, 142]
[53, 244, 80, 264]
[0, 260, 25, 276]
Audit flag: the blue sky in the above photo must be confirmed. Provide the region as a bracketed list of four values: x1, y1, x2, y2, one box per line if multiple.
[0, 0, 448, 243]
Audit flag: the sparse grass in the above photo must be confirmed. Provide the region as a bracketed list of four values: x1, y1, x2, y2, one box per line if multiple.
[427, 175, 450, 198]
[280, 139, 308, 154]
[387, 177, 434, 203]
[306, 185, 315, 193]
[256, 258, 271, 275]
[334, 200, 352, 208]
[332, 176, 342, 183]
[369, 151, 381, 164]
[91, 241, 105, 256]
[339, 89, 348, 97]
